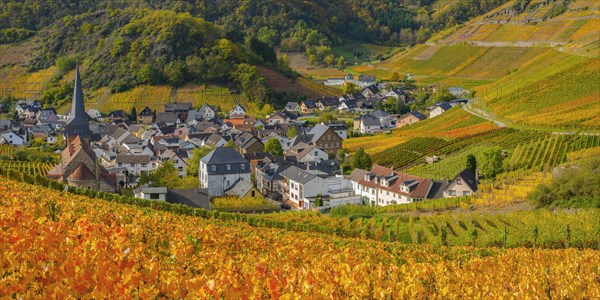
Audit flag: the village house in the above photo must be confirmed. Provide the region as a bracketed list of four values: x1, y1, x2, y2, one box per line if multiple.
[288, 124, 342, 155]
[115, 154, 154, 176]
[281, 165, 358, 210]
[199, 147, 251, 196]
[397, 111, 427, 128]
[229, 104, 246, 118]
[137, 106, 154, 125]
[324, 121, 348, 139]
[361, 85, 380, 98]
[300, 99, 318, 114]
[429, 102, 454, 118]
[317, 96, 340, 111]
[442, 168, 479, 197]
[224, 179, 261, 198]
[348, 165, 433, 206]
[284, 102, 301, 112]
[385, 88, 412, 104]
[134, 186, 168, 201]
[234, 132, 264, 154]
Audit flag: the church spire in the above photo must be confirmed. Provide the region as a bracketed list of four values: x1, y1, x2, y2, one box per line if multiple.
[66, 64, 90, 141]
[70, 64, 86, 121]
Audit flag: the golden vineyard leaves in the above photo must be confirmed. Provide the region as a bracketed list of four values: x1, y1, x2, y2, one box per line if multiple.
[1, 179, 599, 298]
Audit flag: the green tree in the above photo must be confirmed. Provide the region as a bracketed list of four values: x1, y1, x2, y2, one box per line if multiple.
[336, 56, 345, 69]
[337, 149, 346, 162]
[314, 194, 324, 207]
[308, 54, 316, 65]
[264, 138, 284, 156]
[55, 56, 76, 73]
[139, 172, 149, 185]
[186, 146, 213, 177]
[137, 64, 160, 84]
[343, 82, 359, 94]
[150, 161, 181, 189]
[129, 107, 137, 122]
[224, 140, 235, 148]
[287, 127, 298, 138]
[480, 147, 503, 179]
[351, 148, 373, 170]
[323, 54, 335, 66]
[163, 60, 186, 86]
[466, 154, 477, 175]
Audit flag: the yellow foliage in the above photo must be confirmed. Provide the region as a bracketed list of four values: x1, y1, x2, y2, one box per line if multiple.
[0, 179, 599, 298]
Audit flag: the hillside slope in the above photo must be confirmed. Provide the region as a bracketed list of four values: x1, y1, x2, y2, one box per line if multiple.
[1, 179, 599, 298]
[353, 0, 599, 130]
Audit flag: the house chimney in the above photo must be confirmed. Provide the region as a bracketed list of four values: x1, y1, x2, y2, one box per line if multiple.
[306, 163, 310, 171]
[475, 169, 479, 182]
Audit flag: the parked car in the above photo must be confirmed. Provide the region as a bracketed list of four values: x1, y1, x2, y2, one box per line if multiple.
[280, 203, 291, 210]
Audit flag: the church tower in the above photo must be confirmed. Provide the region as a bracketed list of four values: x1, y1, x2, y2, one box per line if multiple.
[65, 65, 90, 143]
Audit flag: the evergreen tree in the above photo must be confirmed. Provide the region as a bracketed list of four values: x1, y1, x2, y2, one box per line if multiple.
[466, 154, 477, 175]
[129, 107, 137, 122]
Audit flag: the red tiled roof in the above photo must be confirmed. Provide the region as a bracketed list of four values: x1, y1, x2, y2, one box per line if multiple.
[68, 163, 96, 181]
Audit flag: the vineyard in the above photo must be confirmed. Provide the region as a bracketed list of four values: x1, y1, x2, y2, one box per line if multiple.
[343, 108, 501, 154]
[0, 144, 15, 157]
[407, 131, 600, 179]
[0, 160, 54, 176]
[1, 179, 599, 298]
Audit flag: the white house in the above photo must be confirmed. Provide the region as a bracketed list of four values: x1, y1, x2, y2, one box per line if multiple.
[348, 165, 434, 206]
[199, 147, 251, 196]
[281, 165, 359, 210]
[134, 187, 167, 201]
[0, 132, 27, 146]
[429, 103, 454, 118]
[370, 110, 393, 128]
[229, 104, 246, 118]
[115, 154, 155, 176]
[199, 104, 216, 120]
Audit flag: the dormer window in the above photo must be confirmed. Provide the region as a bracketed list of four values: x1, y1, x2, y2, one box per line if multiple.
[457, 179, 462, 185]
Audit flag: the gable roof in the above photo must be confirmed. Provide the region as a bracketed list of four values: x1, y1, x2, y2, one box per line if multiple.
[435, 102, 453, 111]
[138, 106, 154, 116]
[201, 147, 249, 164]
[455, 168, 479, 192]
[301, 99, 317, 109]
[407, 111, 427, 120]
[225, 179, 255, 197]
[370, 110, 390, 118]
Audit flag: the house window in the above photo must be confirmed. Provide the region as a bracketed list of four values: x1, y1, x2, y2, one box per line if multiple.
[130, 163, 134, 167]
[211, 165, 216, 171]
[241, 164, 246, 170]
[150, 193, 160, 200]
[449, 190, 456, 196]
[141, 163, 147, 167]
[118, 163, 123, 167]
[314, 151, 318, 156]
[463, 191, 470, 196]
[457, 179, 462, 185]
[226, 164, 231, 171]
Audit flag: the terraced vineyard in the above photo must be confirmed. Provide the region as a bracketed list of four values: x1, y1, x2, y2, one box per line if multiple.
[258, 203, 599, 248]
[0, 160, 54, 176]
[2, 179, 599, 298]
[344, 108, 500, 154]
[0, 144, 15, 157]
